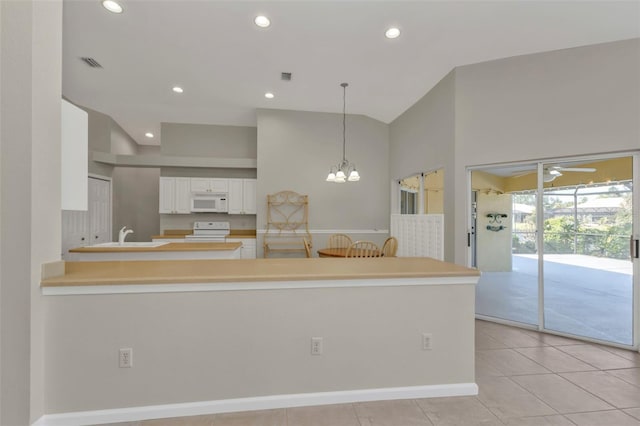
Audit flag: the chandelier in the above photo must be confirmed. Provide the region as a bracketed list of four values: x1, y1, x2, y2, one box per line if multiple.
[326, 83, 360, 183]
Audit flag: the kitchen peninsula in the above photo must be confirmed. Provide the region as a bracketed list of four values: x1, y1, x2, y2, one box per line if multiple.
[41, 257, 479, 424]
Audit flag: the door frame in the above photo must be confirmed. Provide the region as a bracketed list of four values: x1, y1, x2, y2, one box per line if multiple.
[468, 151, 639, 351]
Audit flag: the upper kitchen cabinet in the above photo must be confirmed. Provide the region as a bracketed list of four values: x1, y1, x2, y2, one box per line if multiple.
[159, 177, 191, 214]
[191, 178, 228, 193]
[228, 178, 257, 215]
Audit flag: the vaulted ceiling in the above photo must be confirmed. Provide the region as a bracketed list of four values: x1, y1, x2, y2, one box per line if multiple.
[62, 1, 640, 145]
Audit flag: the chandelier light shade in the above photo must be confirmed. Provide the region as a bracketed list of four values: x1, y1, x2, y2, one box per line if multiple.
[326, 83, 360, 183]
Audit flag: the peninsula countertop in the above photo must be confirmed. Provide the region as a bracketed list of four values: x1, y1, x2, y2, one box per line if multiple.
[41, 257, 479, 287]
[69, 242, 242, 253]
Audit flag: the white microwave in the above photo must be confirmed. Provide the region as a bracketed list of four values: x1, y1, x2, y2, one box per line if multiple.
[191, 193, 228, 213]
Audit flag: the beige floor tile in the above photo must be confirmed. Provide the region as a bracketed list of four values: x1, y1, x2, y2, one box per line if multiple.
[561, 371, 640, 409]
[596, 345, 640, 363]
[607, 368, 640, 387]
[511, 374, 613, 413]
[515, 347, 597, 373]
[141, 414, 214, 425]
[518, 330, 586, 347]
[99, 423, 141, 426]
[625, 408, 640, 421]
[476, 349, 551, 376]
[354, 399, 432, 426]
[415, 396, 502, 425]
[478, 326, 546, 349]
[501, 415, 575, 425]
[476, 330, 509, 350]
[476, 376, 556, 420]
[556, 345, 638, 370]
[212, 409, 286, 426]
[565, 409, 640, 425]
[286, 403, 360, 426]
[476, 352, 507, 378]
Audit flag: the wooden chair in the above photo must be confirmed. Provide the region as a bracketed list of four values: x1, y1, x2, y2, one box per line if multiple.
[327, 233, 353, 249]
[345, 241, 381, 258]
[303, 238, 312, 258]
[382, 237, 398, 257]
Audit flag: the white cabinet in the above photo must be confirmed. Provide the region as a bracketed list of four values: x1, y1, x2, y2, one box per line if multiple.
[159, 177, 191, 214]
[226, 237, 257, 259]
[191, 178, 228, 193]
[228, 178, 257, 215]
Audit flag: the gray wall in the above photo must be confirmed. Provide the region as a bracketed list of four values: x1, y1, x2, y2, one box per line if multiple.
[45, 282, 475, 413]
[161, 122, 257, 158]
[85, 105, 114, 177]
[159, 123, 258, 231]
[389, 39, 640, 266]
[109, 121, 161, 241]
[1, 1, 62, 423]
[256, 109, 390, 255]
[389, 71, 456, 262]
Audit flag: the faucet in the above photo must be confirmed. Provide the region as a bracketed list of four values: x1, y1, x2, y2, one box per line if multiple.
[118, 226, 134, 244]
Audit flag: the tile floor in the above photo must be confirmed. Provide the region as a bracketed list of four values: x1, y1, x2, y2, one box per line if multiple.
[104, 320, 640, 426]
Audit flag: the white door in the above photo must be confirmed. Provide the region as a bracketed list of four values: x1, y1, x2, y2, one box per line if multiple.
[88, 177, 111, 245]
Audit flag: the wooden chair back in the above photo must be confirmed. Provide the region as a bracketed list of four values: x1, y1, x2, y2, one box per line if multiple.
[345, 241, 381, 258]
[303, 238, 312, 258]
[327, 233, 353, 249]
[382, 237, 398, 257]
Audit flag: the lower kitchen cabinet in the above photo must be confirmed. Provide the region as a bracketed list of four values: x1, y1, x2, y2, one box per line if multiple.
[226, 237, 256, 259]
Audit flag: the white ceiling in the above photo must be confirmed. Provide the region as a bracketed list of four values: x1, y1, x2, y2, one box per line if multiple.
[62, 1, 640, 146]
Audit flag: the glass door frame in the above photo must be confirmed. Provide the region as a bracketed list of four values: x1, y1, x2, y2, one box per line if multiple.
[468, 152, 639, 351]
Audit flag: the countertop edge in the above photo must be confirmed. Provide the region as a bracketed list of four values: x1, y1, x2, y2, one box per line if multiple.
[42, 275, 479, 295]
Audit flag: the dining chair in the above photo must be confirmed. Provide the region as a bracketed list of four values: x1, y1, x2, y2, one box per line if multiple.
[327, 233, 353, 249]
[382, 236, 398, 257]
[303, 238, 312, 258]
[345, 241, 380, 258]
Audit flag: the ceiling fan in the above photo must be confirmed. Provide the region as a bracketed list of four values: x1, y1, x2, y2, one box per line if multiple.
[515, 165, 597, 182]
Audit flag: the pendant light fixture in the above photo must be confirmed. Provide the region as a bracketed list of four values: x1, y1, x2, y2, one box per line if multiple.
[326, 83, 360, 183]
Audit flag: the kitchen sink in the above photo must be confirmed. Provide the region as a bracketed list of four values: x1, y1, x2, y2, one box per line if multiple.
[90, 242, 170, 248]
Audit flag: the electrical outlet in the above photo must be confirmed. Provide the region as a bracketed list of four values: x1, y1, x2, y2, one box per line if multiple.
[422, 333, 433, 350]
[119, 348, 133, 368]
[311, 337, 323, 355]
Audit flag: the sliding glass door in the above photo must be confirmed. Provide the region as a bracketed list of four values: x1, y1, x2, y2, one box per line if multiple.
[472, 154, 638, 348]
[542, 158, 635, 345]
[473, 165, 539, 326]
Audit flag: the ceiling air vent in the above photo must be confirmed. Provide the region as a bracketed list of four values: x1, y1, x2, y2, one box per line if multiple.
[80, 57, 103, 68]
[281, 72, 292, 81]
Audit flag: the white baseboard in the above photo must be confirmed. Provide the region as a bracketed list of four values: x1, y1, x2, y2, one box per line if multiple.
[33, 382, 477, 426]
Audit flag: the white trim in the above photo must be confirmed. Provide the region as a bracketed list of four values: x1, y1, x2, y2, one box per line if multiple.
[32, 382, 478, 426]
[257, 229, 389, 234]
[42, 276, 479, 296]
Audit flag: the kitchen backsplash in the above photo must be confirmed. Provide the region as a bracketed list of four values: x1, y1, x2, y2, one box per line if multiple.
[160, 213, 256, 233]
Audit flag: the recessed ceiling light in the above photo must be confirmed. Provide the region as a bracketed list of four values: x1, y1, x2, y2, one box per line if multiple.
[102, 0, 123, 14]
[385, 27, 401, 39]
[172, 86, 184, 93]
[145, 132, 154, 138]
[254, 15, 270, 28]
[265, 92, 274, 99]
